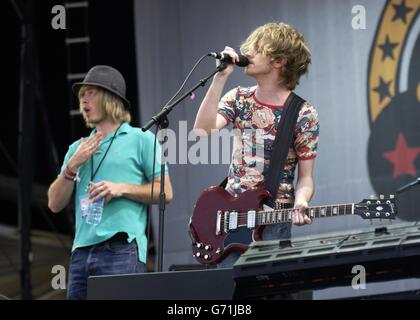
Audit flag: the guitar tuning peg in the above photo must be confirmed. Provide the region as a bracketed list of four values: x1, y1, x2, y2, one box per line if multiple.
[369, 195, 376, 200]
[379, 194, 384, 200]
[389, 219, 393, 224]
[369, 219, 373, 225]
[379, 219, 382, 223]
[389, 194, 395, 199]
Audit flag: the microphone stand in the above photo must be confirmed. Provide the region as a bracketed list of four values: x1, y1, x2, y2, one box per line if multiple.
[142, 62, 228, 272]
[396, 177, 420, 194]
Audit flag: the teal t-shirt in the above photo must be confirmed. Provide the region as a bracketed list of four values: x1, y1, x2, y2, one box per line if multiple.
[60, 122, 168, 263]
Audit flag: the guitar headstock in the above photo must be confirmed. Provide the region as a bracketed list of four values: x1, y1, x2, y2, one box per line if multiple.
[354, 195, 397, 220]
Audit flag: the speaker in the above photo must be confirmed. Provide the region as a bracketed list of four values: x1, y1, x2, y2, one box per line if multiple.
[87, 268, 234, 300]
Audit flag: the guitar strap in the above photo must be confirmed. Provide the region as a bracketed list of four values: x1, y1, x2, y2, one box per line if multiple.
[263, 92, 305, 207]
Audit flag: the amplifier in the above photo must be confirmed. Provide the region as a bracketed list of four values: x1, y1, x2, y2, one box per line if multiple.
[233, 222, 420, 299]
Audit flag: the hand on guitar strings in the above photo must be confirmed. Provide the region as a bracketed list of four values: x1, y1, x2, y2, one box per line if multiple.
[293, 199, 313, 226]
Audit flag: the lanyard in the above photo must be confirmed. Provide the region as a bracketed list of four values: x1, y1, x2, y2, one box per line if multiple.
[90, 124, 121, 182]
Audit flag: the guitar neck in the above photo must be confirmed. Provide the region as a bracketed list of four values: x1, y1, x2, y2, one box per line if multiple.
[255, 203, 355, 226]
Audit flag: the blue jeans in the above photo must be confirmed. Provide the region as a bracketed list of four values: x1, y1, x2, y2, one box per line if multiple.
[67, 236, 146, 300]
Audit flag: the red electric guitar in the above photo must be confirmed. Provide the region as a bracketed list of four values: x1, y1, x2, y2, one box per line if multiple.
[189, 187, 397, 265]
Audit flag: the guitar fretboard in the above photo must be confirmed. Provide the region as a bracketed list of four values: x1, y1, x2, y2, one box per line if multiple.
[222, 203, 355, 228]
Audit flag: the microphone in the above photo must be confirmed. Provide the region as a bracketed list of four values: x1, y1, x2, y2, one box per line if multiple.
[208, 52, 249, 67]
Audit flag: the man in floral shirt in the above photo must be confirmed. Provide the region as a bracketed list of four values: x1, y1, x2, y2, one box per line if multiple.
[194, 22, 319, 267]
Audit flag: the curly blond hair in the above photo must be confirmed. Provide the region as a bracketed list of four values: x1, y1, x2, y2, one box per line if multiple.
[240, 22, 311, 90]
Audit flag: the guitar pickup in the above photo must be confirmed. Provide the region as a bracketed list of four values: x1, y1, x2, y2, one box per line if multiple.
[228, 211, 238, 230]
[216, 210, 222, 235]
[224, 211, 229, 233]
[247, 210, 256, 229]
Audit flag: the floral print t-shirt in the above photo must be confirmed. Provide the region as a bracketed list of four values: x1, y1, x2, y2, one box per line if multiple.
[218, 86, 319, 202]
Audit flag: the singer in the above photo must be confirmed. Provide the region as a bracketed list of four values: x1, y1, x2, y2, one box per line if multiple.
[47, 65, 173, 299]
[194, 22, 320, 268]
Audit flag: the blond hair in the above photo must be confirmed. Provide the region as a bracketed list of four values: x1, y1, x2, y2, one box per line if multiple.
[240, 22, 311, 90]
[79, 85, 131, 128]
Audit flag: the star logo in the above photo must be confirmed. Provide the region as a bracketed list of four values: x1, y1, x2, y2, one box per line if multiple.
[378, 35, 399, 61]
[373, 77, 392, 103]
[383, 133, 420, 177]
[392, 0, 414, 24]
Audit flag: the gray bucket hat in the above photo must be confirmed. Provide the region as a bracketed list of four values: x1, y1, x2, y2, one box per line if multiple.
[72, 65, 130, 109]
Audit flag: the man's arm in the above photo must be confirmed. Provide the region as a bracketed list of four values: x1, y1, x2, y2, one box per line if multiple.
[193, 75, 229, 136]
[193, 46, 240, 136]
[88, 175, 173, 205]
[293, 158, 315, 225]
[48, 132, 103, 213]
[47, 173, 76, 213]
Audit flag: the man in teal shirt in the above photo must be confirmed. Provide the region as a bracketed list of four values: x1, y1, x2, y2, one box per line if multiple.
[48, 65, 173, 300]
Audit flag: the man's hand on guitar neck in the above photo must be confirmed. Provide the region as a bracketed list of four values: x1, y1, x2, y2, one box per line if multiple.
[293, 199, 313, 226]
[293, 159, 315, 225]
